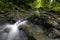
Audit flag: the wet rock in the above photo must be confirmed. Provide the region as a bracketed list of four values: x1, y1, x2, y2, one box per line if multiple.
[48, 28, 60, 39]
[27, 13, 60, 40]
[0, 10, 60, 40]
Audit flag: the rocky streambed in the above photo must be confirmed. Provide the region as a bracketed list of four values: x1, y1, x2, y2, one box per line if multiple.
[0, 10, 60, 40]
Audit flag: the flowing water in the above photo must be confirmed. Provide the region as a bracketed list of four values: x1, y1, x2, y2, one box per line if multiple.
[0, 19, 28, 40]
[0, 19, 60, 40]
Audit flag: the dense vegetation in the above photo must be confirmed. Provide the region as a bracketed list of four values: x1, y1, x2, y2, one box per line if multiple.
[0, 0, 60, 11]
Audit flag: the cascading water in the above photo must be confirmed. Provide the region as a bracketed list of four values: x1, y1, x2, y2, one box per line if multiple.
[4, 19, 27, 40]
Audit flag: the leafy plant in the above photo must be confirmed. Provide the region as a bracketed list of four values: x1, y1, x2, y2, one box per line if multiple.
[0, 0, 60, 11]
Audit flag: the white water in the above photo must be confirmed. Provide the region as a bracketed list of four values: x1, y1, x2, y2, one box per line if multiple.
[5, 19, 27, 40]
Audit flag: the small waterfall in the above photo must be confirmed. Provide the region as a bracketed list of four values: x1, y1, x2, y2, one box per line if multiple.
[5, 19, 27, 40]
